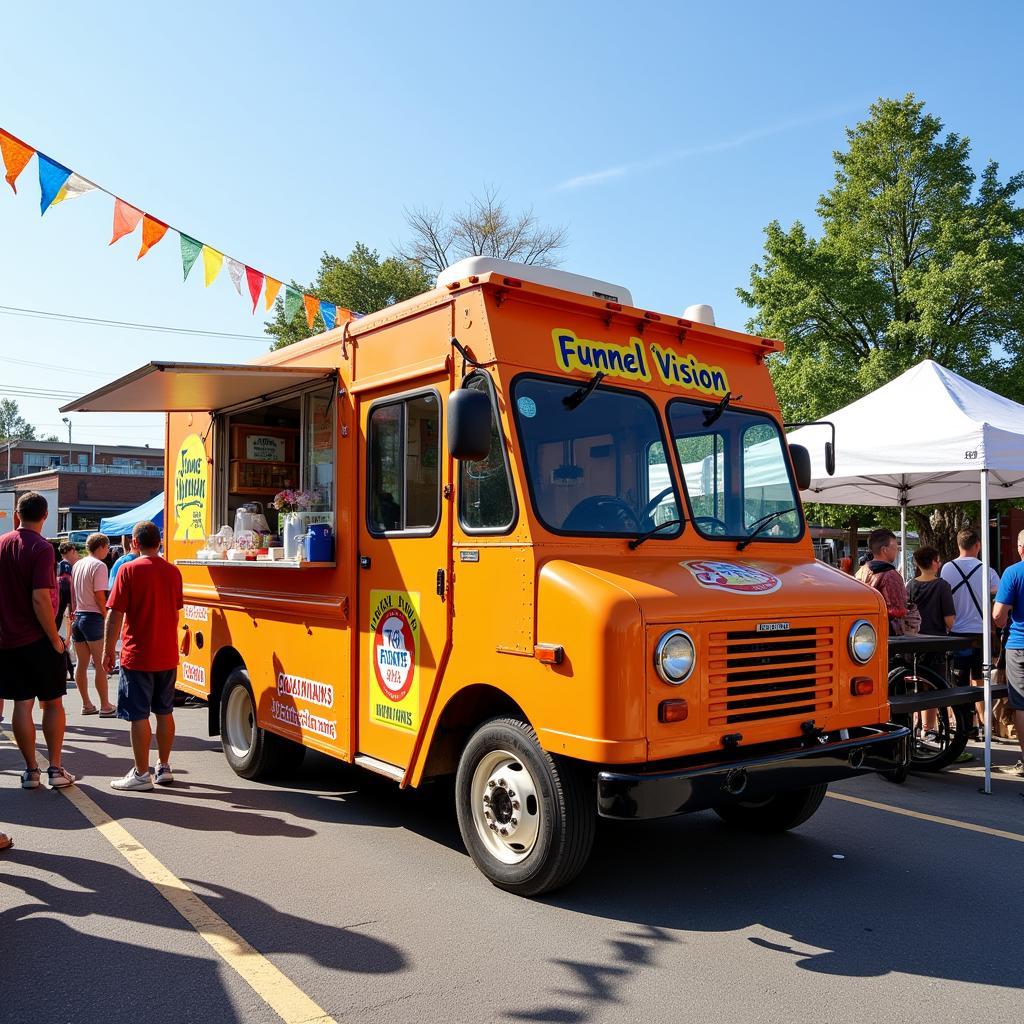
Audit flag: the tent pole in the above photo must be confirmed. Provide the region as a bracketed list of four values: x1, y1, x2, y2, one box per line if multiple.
[899, 502, 907, 578]
[980, 469, 992, 794]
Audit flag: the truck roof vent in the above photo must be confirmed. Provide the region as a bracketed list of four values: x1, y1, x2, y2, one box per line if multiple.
[437, 256, 633, 306]
[682, 303, 715, 326]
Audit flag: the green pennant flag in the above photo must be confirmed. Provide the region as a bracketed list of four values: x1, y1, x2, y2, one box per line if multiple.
[284, 285, 302, 323]
[180, 233, 203, 281]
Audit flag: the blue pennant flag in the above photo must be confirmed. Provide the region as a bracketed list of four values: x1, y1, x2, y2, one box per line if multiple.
[320, 301, 337, 331]
[38, 153, 73, 215]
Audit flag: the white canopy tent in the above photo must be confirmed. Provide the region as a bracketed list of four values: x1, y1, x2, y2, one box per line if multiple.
[788, 359, 1024, 794]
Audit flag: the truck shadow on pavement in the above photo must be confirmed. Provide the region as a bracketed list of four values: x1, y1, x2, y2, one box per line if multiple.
[0, 848, 407, 1023]
[504, 812, 1023, 1023]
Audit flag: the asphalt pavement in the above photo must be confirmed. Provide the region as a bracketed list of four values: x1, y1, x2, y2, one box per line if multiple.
[2, 687, 1022, 1024]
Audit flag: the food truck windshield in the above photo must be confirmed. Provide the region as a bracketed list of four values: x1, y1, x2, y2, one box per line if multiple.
[512, 373, 802, 545]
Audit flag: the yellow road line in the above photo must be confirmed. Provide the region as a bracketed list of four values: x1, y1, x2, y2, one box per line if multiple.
[827, 791, 1024, 844]
[2, 731, 336, 1024]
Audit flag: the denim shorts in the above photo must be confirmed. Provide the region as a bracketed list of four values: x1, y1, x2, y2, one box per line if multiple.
[71, 611, 105, 644]
[116, 668, 177, 721]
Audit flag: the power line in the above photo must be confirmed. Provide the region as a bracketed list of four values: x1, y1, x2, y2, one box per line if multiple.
[3, 355, 111, 378]
[0, 304, 270, 342]
[0, 387, 79, 400]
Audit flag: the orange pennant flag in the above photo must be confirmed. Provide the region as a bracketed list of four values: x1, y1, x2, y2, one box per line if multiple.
[303, 294, 320, 329]
[0, 129, 34, 193]
[264, 276, 282, 311]
[110, 198, 143, 244]
[137, 215, 169, 260]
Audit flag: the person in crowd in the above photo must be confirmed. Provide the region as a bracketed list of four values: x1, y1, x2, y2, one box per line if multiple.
[855, 528, 908, 634]
[71, 532, 116, 716]
[109, 533, 140, 586]
[56, 541, 78, 681]
[940, 528, 1000, 734]
[103, 520, 183, 791]
[0, 492, 75, 789]
[992, 530, 1024, 777]
[907, 547, 955, 636]
[105, 544, 124, 571]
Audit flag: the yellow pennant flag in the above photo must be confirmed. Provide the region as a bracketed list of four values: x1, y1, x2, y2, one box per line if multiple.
[201, 246, 224, 287]
[264, 276, 282, 310]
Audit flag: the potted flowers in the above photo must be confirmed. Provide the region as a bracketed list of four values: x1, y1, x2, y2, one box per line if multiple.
[271, 489, 314, 559]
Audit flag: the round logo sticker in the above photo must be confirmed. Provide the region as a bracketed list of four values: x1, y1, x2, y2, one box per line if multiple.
[517, 396, 537, 418]
[373, 608, 415, 701]
[681, 560, 782, 595]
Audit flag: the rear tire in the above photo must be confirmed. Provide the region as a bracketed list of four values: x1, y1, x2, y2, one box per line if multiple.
[220, 667, 306, 780]
[455, 717, 595, 897]
[713, 783, 827, 832]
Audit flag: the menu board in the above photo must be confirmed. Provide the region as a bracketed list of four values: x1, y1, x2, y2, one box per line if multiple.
[246, 435, 287, 462]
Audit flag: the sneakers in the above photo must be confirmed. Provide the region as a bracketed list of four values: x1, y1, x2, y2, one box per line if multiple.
[110, 768, 154, 792]
[154, 764, 174, 786]
[21, 768, 41, 789]
[998, 759, 1024, 777]
[47, 766, 76, 788]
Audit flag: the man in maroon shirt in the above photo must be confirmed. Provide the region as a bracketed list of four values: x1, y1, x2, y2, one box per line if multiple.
[102, 520, 183, 791]
[0, 492, 75, 789]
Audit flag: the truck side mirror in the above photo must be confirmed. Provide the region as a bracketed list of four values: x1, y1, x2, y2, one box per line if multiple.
[448, 388, 492, 461]
[789, 444, 812, 491]
[825, 440, 835, 476]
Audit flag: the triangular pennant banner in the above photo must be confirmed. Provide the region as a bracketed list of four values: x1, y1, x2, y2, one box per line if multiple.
[109, 198, 144, 244]
[0, 129, 34, 193]
[50, 173, 96, 206]
[320, 301, 337, 331]
[284, 285, 302, 323]
[225, 258, 244, 295]
[137, 215, 169, 259]
[180, 233, 203, 281]
[303, 293, 320, 329]
[38, 154, 73, 214]
[245, 266, 264, 312]
[202, 245, 224, 287]
[264, 277, 282, 311]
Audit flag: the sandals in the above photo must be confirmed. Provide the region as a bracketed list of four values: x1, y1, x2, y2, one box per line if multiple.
[82, 706, 98, 716]
[98, 709, 117, 718]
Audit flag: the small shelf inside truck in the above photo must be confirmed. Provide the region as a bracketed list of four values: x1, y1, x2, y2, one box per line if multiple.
[174, 559, 336, 569]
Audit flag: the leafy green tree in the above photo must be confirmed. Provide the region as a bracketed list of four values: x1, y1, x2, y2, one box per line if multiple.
[739, 95, 1024, 556]
[0, 399, 36, 443]
[266, 243, 430, 350]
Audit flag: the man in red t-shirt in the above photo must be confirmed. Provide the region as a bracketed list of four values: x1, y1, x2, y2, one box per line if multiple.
[102, 519, 183, 791]
[0, 492, 75, 789]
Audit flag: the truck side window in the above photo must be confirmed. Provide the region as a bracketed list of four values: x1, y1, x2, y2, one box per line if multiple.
[367, 392, 441, 535]
[459, 373, 516, 533]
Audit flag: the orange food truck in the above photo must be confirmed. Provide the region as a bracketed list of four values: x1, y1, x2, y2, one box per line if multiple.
[64, 257, 908, 896]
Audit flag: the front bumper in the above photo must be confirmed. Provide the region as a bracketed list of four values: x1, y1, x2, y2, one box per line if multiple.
[596, 723, 909, 820]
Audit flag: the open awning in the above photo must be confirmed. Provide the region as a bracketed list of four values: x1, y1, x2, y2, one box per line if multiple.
[60, 361, 336, 414]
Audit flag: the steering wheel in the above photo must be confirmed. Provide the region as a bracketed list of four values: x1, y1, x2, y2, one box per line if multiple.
[563, 495, 641, 532]
[640, 486, 675, 523]
[693, 515, 728, 535]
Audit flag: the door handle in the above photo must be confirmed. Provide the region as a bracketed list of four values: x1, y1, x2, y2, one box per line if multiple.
[359, 555, 371, 569]
[436, 568, 445, 598]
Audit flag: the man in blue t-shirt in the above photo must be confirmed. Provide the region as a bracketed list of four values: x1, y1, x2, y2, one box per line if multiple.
[992, 530, 1024, 776]
[109, 535, 140, 586]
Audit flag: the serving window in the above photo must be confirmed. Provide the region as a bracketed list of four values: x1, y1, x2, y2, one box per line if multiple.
[220, 383, 336, 535]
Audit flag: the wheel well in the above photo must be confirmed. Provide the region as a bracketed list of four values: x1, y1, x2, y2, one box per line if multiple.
[420, 684, 528, 779]
[208, 647, 244, 737]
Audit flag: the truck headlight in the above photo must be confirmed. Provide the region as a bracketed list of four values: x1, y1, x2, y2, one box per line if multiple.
[654, 630, 695, 684]
[848, 620, 877, 664]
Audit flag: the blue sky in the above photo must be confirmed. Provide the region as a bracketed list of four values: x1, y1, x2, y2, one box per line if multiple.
[2, 0, 1022, 447]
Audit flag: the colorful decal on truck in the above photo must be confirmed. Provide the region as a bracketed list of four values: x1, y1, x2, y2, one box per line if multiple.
[276, 671, 334, 709]
[681, 560, 782, 595]
[173, 433, 209, 541]
[368, 590, 420, 732]
[552, 329, 729, 397]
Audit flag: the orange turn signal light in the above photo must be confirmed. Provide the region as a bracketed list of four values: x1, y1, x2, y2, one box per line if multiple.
[533, 643, 564, 665]
[850, 677, 873, 696]
[658, 698, 688, 723]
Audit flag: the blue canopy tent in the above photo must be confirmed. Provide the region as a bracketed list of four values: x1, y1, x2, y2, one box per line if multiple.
[99, 492, 164, 536]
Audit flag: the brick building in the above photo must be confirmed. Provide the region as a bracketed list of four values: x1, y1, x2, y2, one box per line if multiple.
[0, 440, 164, 536]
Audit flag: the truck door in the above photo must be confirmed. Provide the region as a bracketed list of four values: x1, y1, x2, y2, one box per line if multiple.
[357, 379, 449, 770]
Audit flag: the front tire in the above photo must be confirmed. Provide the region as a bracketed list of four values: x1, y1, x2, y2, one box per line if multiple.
[220, 667, 306, 780]
[713, 783, 827, 832]
[455, 717, 595, 897]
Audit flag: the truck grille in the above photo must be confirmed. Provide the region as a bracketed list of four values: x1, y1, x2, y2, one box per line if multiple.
[707, 623, 835, 726]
